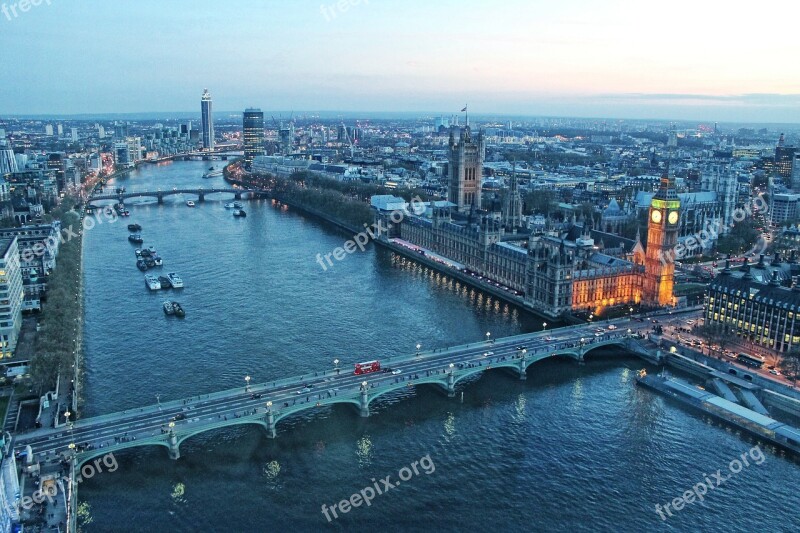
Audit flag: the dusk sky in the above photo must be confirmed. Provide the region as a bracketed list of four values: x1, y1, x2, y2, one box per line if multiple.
[2, 0, 799, 122]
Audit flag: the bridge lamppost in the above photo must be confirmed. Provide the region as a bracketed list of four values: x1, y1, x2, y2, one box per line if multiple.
[627, 328, 632, 338]
[521, 348, 527, 360]
[486, 332, 491, 344]
[334, 359, 340, 375]
[629, 307, 634, 320]
[168, 421, 175, 435]
[580, 338, 585, 349]
[361, 380, 368, 392]
[542, 322, 547, 332]
[245, 375, 251, 393]
[416, 343, 421, 357]
[449, 363, 455, 374]
[155, 394, 162, 412]
[589, 313, 594, 323]
[266, 400, 272, 413]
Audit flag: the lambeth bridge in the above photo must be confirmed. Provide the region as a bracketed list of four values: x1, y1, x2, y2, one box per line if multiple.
[86, 188, 270, 205]
[14, 318, 663, 468]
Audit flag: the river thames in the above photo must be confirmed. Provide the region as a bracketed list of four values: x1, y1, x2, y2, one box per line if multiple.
[77, 160, 799, 532]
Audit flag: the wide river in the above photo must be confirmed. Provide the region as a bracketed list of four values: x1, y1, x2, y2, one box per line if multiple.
[78, 160, 798, 532]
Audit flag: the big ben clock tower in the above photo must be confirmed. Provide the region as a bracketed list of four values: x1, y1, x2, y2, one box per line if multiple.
[643, 171, 680, 307]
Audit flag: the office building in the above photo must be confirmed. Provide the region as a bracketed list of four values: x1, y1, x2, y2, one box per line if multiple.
[201, 88, 214, 150]
[0, 142, 17, 175]
[242, 108, 265, 169]
[0, 237, 24, 358]
[775, 133, 796, 180]
[770, 193, 800, 225]
[705, 262, 800, 353]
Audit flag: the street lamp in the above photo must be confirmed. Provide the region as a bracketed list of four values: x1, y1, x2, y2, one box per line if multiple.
[589, 314, 594, 322]
[521, 348, 527, 359]
[361, 380, 368, 391]
[627, 328, 632, 337]
[245, 375, 251, 392]
[266, 400, 272, 412]
[449, 363, 455, 373]
[486, 332, 491, 343]
[416, 343, 421, 357]
[580, 337, 585, 348]
[542, 322, 547, 331]
[334, 359, 340, 375]
[168, 421, 175, 433]
[155, 394, 162, 412]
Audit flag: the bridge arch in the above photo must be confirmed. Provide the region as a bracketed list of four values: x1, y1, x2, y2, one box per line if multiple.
[75, 440, 171, 469]
[175, 418, 268, 448]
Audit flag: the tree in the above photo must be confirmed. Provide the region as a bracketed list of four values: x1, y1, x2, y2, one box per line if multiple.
[524, 190, 556, 216]
[778, 349, 800, 384]
[695, 322, 733, 354]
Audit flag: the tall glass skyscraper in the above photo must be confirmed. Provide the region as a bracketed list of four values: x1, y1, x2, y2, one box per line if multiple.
[242, 108, 264, 168]
[201, 88, 214, 150]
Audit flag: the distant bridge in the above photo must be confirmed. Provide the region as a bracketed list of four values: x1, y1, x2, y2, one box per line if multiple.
[86, 188, 270, 205]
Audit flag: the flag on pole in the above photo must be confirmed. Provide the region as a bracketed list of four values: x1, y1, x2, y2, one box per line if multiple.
[461, 105, 467, 112]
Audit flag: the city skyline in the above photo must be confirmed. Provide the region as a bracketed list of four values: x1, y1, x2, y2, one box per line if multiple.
[1, 0, 799, 122]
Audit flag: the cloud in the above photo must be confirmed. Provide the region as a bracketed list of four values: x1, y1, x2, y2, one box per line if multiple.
[600, 93, 800, 106]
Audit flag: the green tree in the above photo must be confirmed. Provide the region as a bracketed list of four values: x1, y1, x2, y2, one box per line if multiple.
[695, 322, 733, 354]
[778, 349, 800, 384]
[524, 190, 556, 216]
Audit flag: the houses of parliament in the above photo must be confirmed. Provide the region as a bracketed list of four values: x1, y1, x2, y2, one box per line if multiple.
[376, 125, 680, 319]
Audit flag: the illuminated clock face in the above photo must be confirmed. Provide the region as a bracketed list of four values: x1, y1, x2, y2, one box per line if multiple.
[651, 210, 662, 224]
[668, 211, 679, 225]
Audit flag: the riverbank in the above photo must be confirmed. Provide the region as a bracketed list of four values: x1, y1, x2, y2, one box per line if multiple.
[29, 198, 85, 411]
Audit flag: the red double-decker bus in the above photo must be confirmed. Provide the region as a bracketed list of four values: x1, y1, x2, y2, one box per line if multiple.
[354, 360, 381, 375]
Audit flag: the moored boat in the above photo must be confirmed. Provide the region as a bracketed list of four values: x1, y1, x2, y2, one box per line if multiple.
[145, 275, 161, 290]
[224, 202, 235, 209]
[127, 223, 142, 231]
[136, 259, 148, 271]
[128, 234, 143, 244]
[158, 276, 172, 289]
[233, 201, 244, 209]
[163, 301, 175, 315]
[166, 272, 184, 288]
[153, 256, 163, 266]
[186, 200, 195, 207]
[134, 249, 142, 257]
[172, 301, 185, 318]
[233, 209, 246, 218]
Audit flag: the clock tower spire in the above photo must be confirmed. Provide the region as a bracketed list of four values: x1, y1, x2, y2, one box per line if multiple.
[643, 167, 680, 307]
